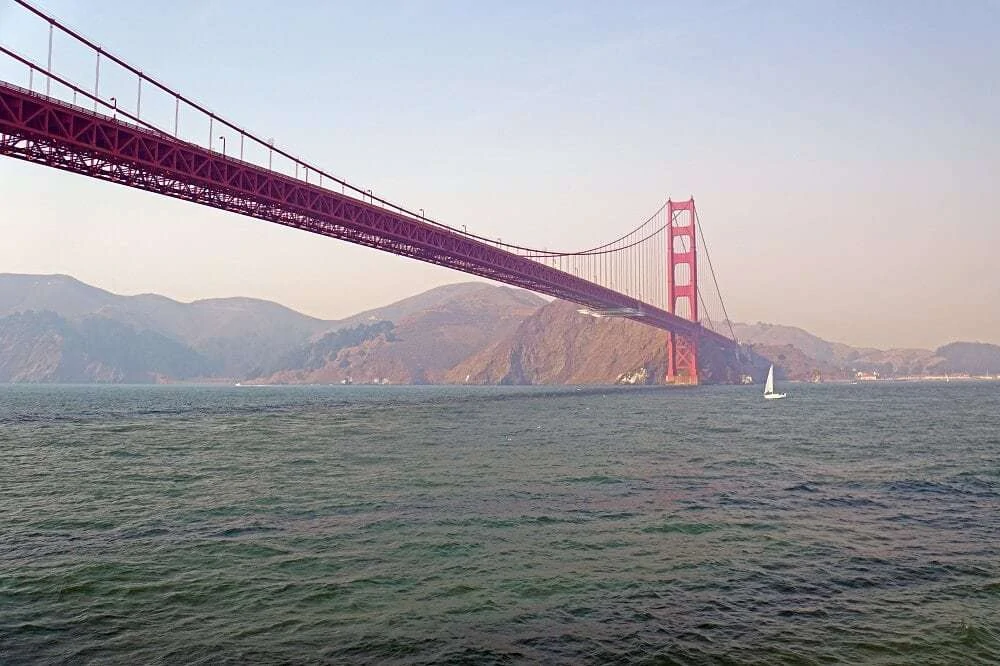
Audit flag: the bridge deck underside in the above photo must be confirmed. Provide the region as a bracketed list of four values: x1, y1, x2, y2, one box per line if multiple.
[0, 82, 734, 349]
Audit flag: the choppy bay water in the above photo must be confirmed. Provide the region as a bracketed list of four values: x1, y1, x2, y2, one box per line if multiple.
[1, 382, 999, 665]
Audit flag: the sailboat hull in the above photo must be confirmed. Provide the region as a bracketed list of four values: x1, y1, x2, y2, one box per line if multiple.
[764, 393, 787, 400]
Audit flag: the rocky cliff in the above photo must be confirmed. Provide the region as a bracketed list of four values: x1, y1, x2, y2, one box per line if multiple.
[446, 300, 745, 385]
[255, 286, 544, 384]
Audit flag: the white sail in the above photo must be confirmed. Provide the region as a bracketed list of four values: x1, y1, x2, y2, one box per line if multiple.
[763, 364, 786, 399]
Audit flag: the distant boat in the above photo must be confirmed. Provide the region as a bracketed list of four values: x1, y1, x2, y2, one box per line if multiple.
[763, 364, 787, 400]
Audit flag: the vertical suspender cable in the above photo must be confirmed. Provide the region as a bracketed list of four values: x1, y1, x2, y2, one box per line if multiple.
[93, 50, 100, 111]
[46, 21, 52, 95]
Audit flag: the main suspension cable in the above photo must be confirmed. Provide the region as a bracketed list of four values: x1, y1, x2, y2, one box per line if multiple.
[695, 210, 737, 342]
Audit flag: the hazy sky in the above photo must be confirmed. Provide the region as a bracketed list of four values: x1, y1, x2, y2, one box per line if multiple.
[1, 0, 997, 349]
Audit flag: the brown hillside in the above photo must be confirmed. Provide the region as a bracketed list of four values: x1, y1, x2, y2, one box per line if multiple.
[258, 285, 542, 384]
[446, 300, 742, 385]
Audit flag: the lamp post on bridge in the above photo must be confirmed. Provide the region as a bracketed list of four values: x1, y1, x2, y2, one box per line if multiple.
[109, 96, 116, 119]
[218, 135, 225, 157]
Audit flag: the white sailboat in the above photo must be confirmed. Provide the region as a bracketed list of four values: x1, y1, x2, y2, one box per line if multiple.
[763, 364, 787, 400]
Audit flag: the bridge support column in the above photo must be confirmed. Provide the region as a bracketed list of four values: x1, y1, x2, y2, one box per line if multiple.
[667, 331, 698, 385]
[665, 198, 699, 384]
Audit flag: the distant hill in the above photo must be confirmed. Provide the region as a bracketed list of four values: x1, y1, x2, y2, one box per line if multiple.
[730, 323, 1000, 379]
[933, 342, 1000, 375]
[2, 273, 994, 385]
[733, 322, 951, 379]
[0, 274, 333, 377]
[323, 282, 530, 332]
[743, 343, 848, 382]
[449, 300, 665, 384]
[0, 274, 552, 379]
[447, 300, 745, 385]
[0, 273, 121, 319]
[0, 274, 544, 384]
[257, 285, 545, 384]
[731, 322, 870, 365]
[0, 311, 210, 382]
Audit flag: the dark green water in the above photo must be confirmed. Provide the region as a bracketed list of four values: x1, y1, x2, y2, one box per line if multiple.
[2, 382, 999, 664]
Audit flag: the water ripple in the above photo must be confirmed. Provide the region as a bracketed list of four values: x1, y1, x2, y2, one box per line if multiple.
[1, 382, 999, 663]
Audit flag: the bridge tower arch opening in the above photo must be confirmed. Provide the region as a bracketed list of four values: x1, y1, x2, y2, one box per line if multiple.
[666, 198, 699, 384]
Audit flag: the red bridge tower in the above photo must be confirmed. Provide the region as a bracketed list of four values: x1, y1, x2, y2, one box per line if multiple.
[666, 198, 699, 384]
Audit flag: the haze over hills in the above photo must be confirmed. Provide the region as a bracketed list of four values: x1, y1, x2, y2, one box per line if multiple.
[256, 286, 544, 384]
[0, 274, 546, 383]
[0, 273, 997, 384]
[728, 322, 1000, 380]
[0, 310, 209, 383]
[0, 274, 331, 377]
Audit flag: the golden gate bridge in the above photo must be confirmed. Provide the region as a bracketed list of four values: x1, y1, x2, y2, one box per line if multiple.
[0, 0, 741, 384]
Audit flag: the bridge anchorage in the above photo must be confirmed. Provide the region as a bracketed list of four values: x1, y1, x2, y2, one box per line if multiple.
[0, 0, 741, 385]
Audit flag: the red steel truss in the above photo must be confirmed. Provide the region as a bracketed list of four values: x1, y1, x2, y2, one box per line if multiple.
[0, 82, 735, 353]
[666, 198, 700, 384]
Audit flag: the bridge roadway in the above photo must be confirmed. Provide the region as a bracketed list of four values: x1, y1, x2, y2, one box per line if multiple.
[0, 81, 734, 349]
